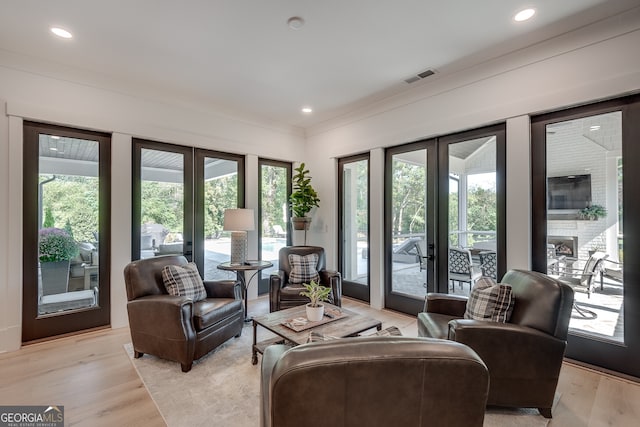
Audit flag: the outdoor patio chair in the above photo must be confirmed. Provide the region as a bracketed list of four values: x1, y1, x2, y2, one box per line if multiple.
[479, 251, 497, 279]
[448, 247, 482, 291]
[551, 251, 608, 298]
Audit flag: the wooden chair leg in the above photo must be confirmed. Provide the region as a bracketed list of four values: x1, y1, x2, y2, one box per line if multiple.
[134, 351, 144, 358]
[181, 362, 193, 373]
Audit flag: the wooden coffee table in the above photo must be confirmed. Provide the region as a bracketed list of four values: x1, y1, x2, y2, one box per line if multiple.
[251, 303, 382, 364]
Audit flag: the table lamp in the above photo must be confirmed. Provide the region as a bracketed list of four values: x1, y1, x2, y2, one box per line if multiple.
[223, 208, 255, 265]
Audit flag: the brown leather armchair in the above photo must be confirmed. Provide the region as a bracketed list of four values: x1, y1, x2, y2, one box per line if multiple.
[417, 269, 574, 418]
[269, 246, 341, 312]
[260, 337, 489, 427]
[124, 255, 244, 372]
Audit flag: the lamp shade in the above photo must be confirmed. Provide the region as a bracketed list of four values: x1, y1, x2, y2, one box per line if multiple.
[223, 208, 255, 231]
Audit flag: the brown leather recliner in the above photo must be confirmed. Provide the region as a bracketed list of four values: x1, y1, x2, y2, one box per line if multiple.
[260, 337, 489, 427]
[269, 246, 342, 312]
[124, 255, 244, 372]
[417, 269, 574, 418]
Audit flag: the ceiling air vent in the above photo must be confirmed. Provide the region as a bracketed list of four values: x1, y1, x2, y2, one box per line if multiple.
[404, 68, 436, 84]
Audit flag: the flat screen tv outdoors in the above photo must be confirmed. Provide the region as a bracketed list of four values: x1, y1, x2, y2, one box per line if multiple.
[547, 174, 591, 210]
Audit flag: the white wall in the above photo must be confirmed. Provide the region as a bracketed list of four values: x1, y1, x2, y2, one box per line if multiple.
[0, 62, 305, 352]
[304, 9, 640, 294]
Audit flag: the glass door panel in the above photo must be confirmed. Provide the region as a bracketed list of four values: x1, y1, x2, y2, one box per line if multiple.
[139, 148, 186, 259]
[201, 156, 240, 280]
[544, 111, 624, 342]
[385, 141, 437, 314]
[132, 140, 193, 263]
[339, 155, 369, 301]
[532, 95, 640, 378]
[23, 122, 111, 342]
[447, 136, 498, 296]
[258, 160, 291, 294]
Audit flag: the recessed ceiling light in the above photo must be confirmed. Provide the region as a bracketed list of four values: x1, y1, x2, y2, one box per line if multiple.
[301, 107, 313, 113]
[590, 125, 601, 131]
[50, 135, 60, 139]
[514, 8, 535, 22]
[287, 16, 305, 30]
[49, 147, 58, 151]
[51, 27, 73, 39]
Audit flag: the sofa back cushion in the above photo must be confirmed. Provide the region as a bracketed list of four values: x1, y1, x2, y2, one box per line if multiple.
[502, 269, 574, 339]
[267, 337, 489, 427]
[124, 255, 188, 301]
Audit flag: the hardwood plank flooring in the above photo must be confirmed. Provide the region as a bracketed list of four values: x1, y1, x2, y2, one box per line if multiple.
[1, 296, 638, 426]
[0, 327, 165, 427]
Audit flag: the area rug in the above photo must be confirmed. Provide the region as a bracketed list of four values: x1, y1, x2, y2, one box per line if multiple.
[125, 323, 551, 427]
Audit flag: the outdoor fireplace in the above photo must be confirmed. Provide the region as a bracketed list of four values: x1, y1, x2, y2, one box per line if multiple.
[548, 236, 578, 259]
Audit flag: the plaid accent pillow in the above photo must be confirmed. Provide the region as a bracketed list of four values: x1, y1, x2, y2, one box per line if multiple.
[288, 253, 320, 285]
[464, 277, 514, 322]
[162, 262, 207, 302]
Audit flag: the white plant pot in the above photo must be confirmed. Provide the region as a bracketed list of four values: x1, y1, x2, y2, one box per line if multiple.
[306, 303, 324, 322]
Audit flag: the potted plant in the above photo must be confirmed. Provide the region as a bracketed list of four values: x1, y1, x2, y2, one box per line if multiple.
[39, 227, 79, 295]
[579, 205, 607, 220]
[300, 280, 331, 321]
[289, 163, 320, 231]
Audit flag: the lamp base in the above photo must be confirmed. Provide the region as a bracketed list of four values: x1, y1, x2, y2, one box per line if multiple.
[230, 231, 247, 265]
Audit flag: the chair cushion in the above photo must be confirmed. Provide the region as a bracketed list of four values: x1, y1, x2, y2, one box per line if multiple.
[464, 277, 514, 322]
[288, 253, 320, 284]
[161, 262, 207, 302]
[193, 298, 243, 331]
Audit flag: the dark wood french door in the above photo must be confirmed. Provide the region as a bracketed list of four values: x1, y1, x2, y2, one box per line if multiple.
[531, 94, 640, 378]
[22, 121, 111, 342]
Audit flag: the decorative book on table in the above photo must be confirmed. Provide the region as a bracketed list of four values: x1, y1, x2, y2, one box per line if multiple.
[281, 307, 347, 332]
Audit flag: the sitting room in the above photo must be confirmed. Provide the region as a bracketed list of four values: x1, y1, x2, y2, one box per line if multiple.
[1, 1, 640, 427]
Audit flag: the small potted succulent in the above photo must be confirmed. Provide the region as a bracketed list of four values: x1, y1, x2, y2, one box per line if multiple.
[39, 227, 79, 295]
[300, 280, 331, 321]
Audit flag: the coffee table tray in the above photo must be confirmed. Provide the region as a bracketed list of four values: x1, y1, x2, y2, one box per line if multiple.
[281, 307, 347, 332]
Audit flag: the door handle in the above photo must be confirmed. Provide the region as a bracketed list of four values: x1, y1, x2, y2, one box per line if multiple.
[426, 243, 435, 261]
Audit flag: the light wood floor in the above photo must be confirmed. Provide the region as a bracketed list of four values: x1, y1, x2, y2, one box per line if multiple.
[1, 296, 638, 427]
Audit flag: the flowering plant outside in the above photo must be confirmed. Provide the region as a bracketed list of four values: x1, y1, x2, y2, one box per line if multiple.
[38, 227, 79, 262]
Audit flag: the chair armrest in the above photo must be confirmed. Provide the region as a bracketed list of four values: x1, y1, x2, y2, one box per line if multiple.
[203, 280, 241, 299]
[261, 344, 292, 427]
[424, 293, 468, 317]
[319, 269, 342, 307]
[127, 295, 195, 339]
[449, 320, 567, 379]
[559, 267, 592, 275]
[269, 272, 284, 312]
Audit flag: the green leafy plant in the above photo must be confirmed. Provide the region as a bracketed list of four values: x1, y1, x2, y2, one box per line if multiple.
[579, 205, 607, 220]
[290, 163, 320, 218]
[38, 227, 79, 262]
[299, 280, 331, 307]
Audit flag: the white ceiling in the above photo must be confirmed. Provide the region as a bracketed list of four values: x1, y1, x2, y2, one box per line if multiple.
[1, 0, 639, 129]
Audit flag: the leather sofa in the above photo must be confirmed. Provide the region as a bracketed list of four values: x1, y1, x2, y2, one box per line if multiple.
[417, 269, 574, 417]
[269, 246, 342, 312]
[124, 255, 244, 372]
[261, 337, 489, 427]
